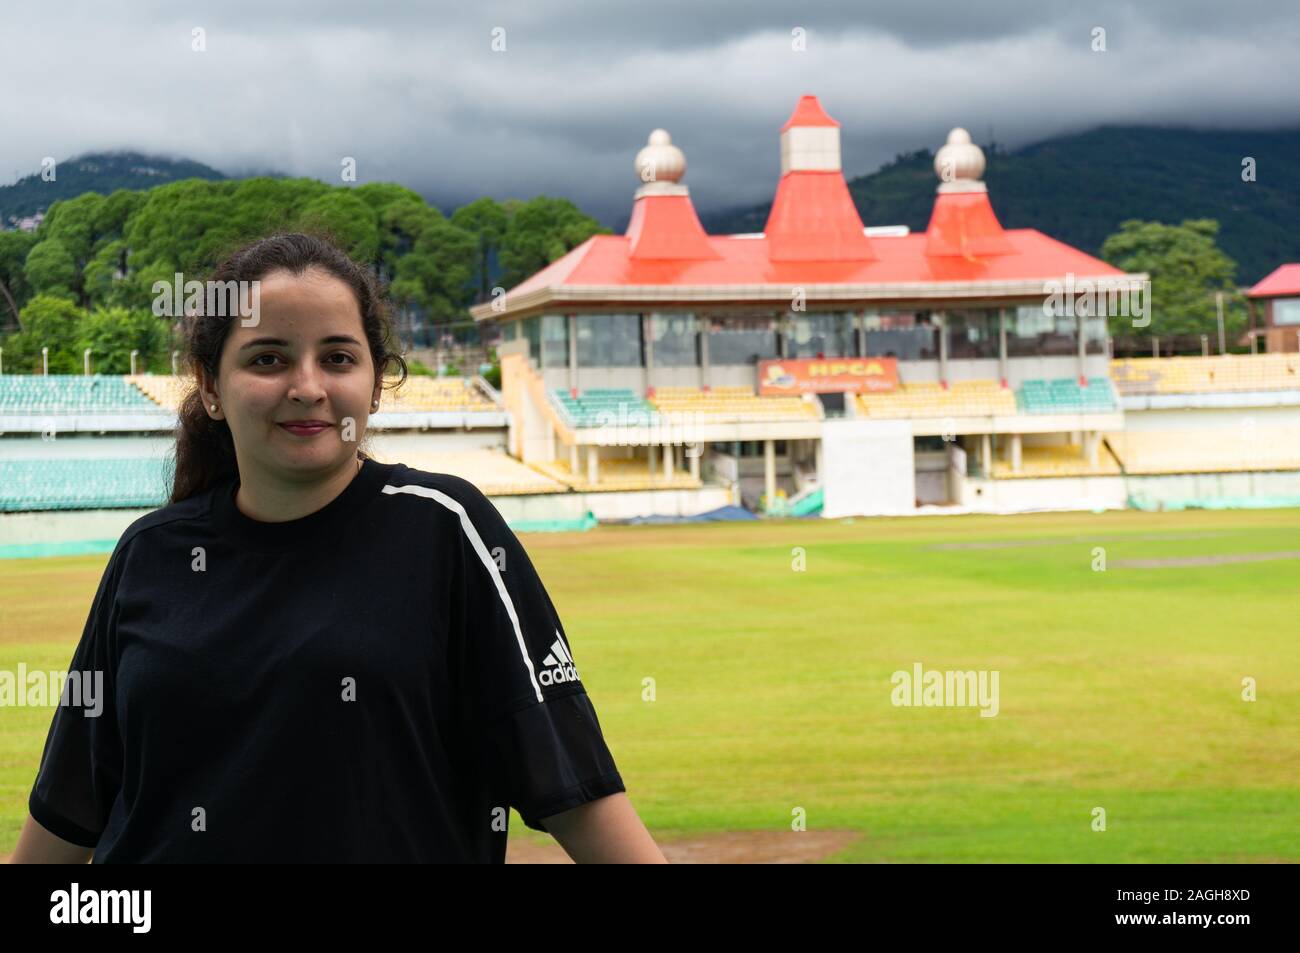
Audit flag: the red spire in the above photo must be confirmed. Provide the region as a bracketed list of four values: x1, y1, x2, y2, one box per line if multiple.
[765, 174, 875, 262]
[624, 128, 721, 261]
[925, 191, 1012, 259]
[765, 95, 875, 262]
[924, 128, 1012, 259]
[781, 94, 840, 132]
[625, 193, 720, 260]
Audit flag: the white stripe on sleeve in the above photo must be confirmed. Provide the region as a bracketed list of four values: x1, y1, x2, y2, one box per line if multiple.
[382, 483, 544, 703]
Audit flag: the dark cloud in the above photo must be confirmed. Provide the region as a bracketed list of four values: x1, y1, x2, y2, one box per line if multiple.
[4, 1, 1298, 227]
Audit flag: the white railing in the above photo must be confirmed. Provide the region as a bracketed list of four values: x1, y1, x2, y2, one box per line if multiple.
[472, 374, 503, 408]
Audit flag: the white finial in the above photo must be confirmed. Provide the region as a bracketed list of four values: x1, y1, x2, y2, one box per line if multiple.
[634, 129, 688, 197]
[934, 127, 987, 193]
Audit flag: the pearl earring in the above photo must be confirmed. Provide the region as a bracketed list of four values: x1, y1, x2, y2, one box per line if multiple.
[210, 404, 218, 412]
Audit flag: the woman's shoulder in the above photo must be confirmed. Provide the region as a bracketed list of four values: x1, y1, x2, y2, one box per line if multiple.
[379, 463, 501, 524]
[95, 489, 212, 578]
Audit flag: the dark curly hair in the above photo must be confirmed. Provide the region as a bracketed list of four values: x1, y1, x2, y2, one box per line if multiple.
[168, 232, 408, 503]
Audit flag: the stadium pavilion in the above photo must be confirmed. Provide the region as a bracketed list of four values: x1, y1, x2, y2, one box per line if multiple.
[4, 95, 1299, 543]
[471, 94, 1147, 516]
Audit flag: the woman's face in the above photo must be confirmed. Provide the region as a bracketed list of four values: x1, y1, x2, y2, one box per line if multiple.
[201, 265, 381, 481]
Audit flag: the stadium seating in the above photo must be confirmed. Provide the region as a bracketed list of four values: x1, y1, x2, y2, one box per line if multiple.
[649, 386, 819, 422]
[1110, 354, 1300, 395]
[989, 443, 1122, 479]
[0, 375, 164, 415]
[0, 458, 172, 511]
[553, 388, 661, 428]
[366, 449, 566, 495]
[1016, 378, 1118, 414]
[1104, 428, 1300, 474]
[128, 373, 190, 411]
[531, 455, 703, 492]
[126, 374, 499, 414]
[380, 376, 498, 413]
[857, 379, 1016, 418]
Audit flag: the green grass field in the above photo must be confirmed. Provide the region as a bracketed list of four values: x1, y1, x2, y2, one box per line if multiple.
[3, 507, 1298, 861]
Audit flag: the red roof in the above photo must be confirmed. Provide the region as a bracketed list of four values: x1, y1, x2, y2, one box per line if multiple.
[625, 194, 720, 260]
[765, 171, 875, 262]
[471, 94, 1137, 318]
[925, 190, 1013, 259]
[1248, 263, 1300, 298]
[781, 94, 841, 133]
[499, 228, 1125, 299]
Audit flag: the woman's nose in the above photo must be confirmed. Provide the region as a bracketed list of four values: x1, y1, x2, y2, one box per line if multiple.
[286, 362, 327, 402]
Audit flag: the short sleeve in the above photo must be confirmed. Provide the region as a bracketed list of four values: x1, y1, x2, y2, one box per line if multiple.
[444, 479, 625, 832]
[27, 542, 127, 849]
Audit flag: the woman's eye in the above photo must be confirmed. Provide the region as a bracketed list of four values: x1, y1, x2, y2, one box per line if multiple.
[251, 353, 355, 367]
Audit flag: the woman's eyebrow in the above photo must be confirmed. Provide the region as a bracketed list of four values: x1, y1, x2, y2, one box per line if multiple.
[239, 335, 363, 350]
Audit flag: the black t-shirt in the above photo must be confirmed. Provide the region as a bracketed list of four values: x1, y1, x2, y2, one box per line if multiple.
[27, 458, 625, 862]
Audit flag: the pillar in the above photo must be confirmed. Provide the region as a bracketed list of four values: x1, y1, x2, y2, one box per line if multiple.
[569, 443, 579, 474]
[567, 314, 578, 393]
[648, 443, 657, 475]
[586, 445, 599, 484]
[764, 439, 776, 508]
[1011, 433, 1022, 474]
[981, 433, 991, 477]
[1077, 305, 1087, 381]
[643, 313, 654, 394]
[997, 309, 1008, 384]
[937, 312, 948, 384]
[663, 443, 673, 480]
[699, 322, 710, 390]
[815, 439, 825, 483]
[689, 443, 701, 481]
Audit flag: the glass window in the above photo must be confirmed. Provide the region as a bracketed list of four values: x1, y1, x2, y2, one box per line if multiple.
[817, 392, 846, 418]
[1083, 314, 1107, 355]
[648, 312, 699, 366]
[863, 311, 938, 360]
[708, 314, 777, 365]
[522, 316, 541, 364]
[541, 314, 568, 368]
[502, 321, 518, 342]
[1008, 305, 1077, 357]
[576, 314, 642, 367]
[787, 312, 852, 358]
[943, 309, 999, 359]
[1274, 297, 1300, 326]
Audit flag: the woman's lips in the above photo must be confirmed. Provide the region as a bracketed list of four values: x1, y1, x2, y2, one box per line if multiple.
[278, 422, 332, 436]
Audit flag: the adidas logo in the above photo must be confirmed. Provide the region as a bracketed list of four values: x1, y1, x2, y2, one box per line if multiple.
[539, 632, 580, 686]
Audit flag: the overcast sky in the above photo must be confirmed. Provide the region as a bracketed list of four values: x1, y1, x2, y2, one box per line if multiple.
[4, 0, 1299, 227]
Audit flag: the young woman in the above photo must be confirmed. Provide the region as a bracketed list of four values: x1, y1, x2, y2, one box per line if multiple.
[11, 232, 665, 864]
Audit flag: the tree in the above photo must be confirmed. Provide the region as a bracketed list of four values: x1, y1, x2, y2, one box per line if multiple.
[78, 306, 171, 373]
[450, 197, 508, 303]
[294, 191, 381, 263]
[497, 196, 608, 292]
[23, 239, 78, 301]
[0, 231, 39, 329]
[83, 239, 128, 309]
[1, 295, 87, 373]
[377, 198, 442, 284]
[1100, 219, 1245, 340]
[393, 219, 477, 322]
